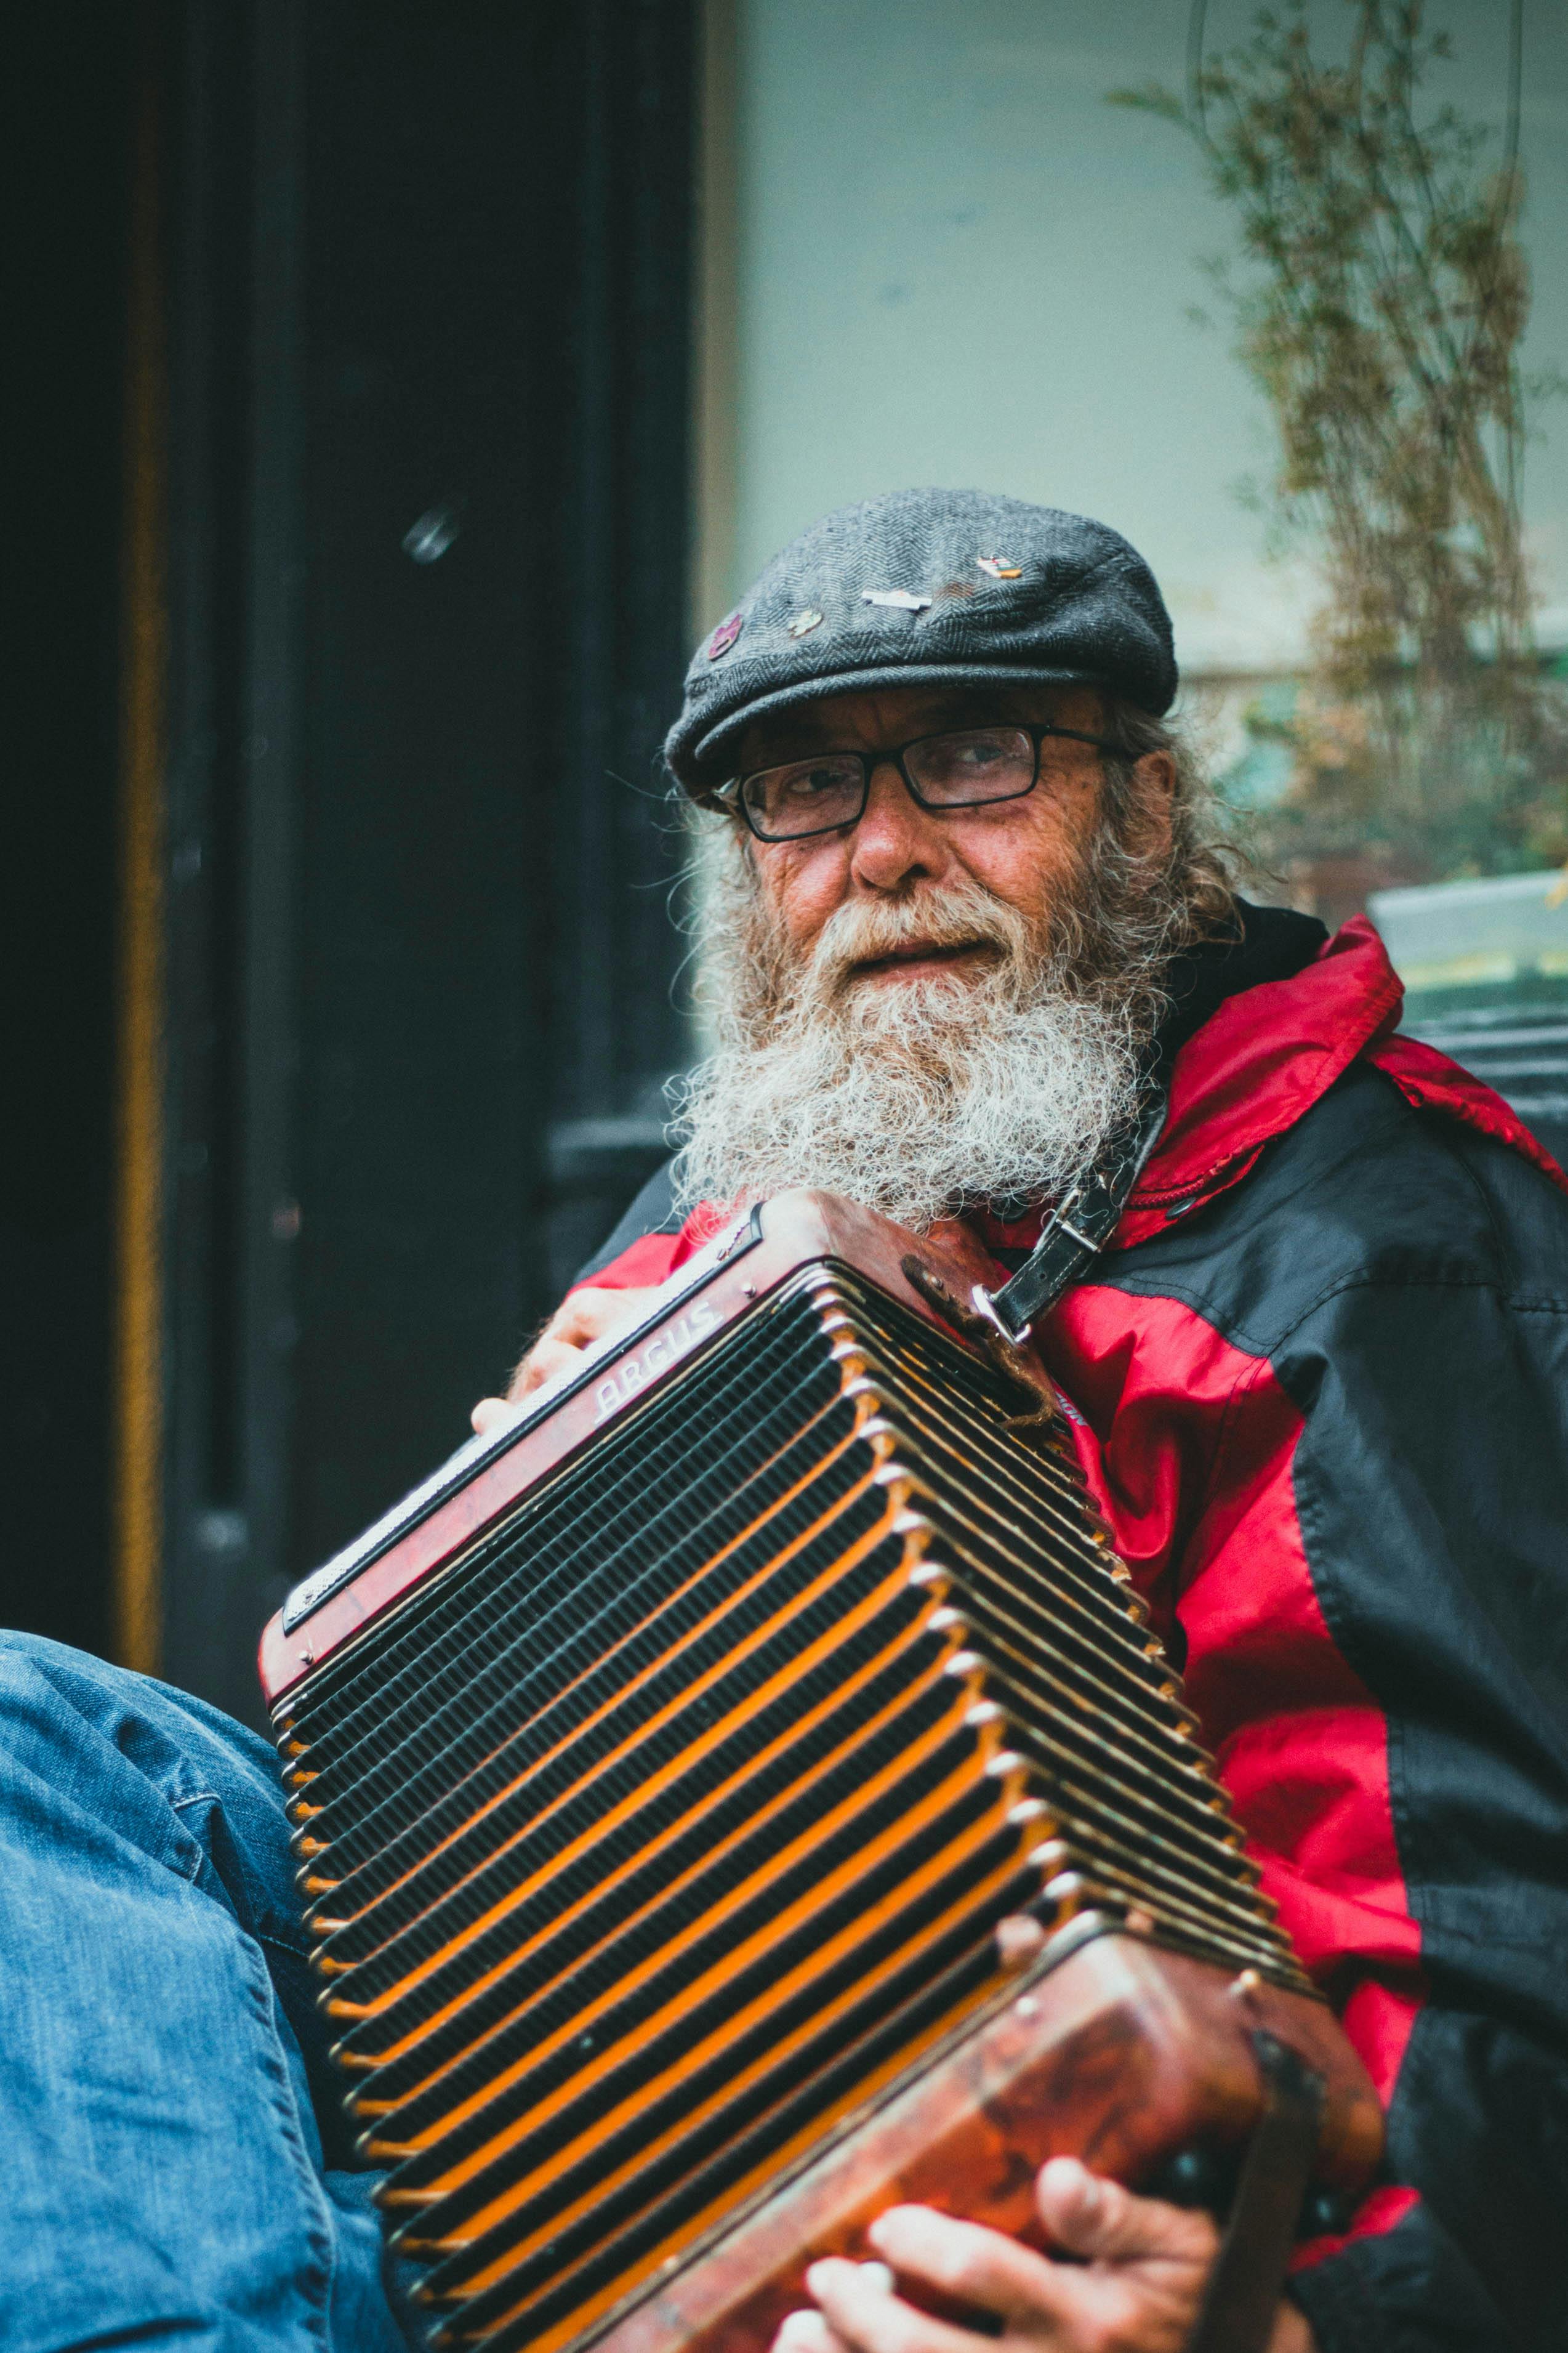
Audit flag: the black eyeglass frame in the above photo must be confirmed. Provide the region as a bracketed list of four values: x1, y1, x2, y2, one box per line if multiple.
[714, 723, 1125, 842]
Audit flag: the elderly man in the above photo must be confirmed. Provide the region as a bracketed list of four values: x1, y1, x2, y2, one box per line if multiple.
[2, 491, 1564, 2353]
[479, 493, 1568, 2353]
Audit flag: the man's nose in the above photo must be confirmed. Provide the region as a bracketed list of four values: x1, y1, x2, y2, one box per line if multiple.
[848, 759, 948, 892]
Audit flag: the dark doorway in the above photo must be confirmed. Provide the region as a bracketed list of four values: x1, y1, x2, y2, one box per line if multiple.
[163, 0, 698, 1723]
[1, 6, 137, 1663]
[6, 2, 698, 1729]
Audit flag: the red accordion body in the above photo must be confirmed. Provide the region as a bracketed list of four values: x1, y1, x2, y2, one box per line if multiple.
[261, 1192, 1381, 2353]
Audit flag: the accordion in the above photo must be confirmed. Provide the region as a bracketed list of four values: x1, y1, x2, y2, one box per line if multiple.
[261, 1191, 1381, 2353]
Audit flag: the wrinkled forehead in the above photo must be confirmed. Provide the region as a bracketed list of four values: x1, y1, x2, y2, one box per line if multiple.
[730, 680, 1108, 773]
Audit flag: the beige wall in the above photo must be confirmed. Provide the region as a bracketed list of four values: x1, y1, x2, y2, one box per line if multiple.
[695, 0, 1568, 677]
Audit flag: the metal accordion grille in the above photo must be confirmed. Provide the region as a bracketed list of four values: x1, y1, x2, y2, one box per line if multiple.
[274, 1267, 1308, 2353]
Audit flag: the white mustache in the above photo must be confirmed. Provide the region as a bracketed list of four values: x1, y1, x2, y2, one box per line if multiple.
[802, 882, 1032, 1003]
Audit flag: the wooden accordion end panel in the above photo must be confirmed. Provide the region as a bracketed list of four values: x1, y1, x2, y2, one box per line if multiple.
[260, 1193, 1383, 2353]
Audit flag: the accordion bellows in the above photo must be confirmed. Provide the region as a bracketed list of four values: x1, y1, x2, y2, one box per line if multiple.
[264, 1195, 1373, 2353]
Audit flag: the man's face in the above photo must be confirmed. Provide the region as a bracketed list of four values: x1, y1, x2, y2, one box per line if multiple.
[675, 682, 1183, 1229]
[731, 684, 1167, 999]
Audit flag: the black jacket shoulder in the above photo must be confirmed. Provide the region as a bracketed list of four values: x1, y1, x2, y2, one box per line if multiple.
[1101, 1058, 1568, 1359]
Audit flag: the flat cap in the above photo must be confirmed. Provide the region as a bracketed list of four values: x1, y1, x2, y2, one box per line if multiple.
[665, 488, 1176, 797]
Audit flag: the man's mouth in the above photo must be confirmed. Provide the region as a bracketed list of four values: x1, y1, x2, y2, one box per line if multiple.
[850, 939, 996, 982]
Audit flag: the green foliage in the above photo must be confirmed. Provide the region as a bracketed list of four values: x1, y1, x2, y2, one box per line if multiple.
[1114, 0, 1568, 886]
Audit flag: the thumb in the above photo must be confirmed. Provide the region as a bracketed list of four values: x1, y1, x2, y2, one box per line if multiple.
[1035, 2158, 1219, 2269]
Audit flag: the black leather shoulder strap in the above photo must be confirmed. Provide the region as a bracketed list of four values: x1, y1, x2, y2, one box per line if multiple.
[980, 1094, 1166, 1342]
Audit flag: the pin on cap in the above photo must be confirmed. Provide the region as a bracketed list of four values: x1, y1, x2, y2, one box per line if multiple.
[787, 608, 824, 639]
[706, 611, 743, 660]
[664, 490, 1181, 796]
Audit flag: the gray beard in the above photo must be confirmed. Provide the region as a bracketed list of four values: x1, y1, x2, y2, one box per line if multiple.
[670, 822, 1179, 1233]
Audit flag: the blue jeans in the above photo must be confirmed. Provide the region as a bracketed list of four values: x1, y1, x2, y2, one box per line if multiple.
[0, 1631, 409, 2353]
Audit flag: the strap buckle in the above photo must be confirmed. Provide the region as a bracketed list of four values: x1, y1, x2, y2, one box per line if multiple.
[969, 1281, 1032, 1350]
[989, 1095, 1167, 1337]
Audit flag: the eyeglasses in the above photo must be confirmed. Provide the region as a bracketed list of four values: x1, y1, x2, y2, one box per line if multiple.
[718, 724, 1122, 842]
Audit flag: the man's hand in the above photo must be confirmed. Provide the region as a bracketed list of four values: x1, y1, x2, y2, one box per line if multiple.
[774, 2158, 1314, 2353]
[470, 1286, 663, 1434]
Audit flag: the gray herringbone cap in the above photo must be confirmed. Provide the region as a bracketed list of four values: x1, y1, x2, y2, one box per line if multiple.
[664, 488, 1176, 797]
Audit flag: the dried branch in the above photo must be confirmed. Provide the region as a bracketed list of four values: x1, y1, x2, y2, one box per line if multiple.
[1112, 0, 1566, 886]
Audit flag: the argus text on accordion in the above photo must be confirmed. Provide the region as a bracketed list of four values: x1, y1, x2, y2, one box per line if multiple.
[594, 1296, 720, 1420]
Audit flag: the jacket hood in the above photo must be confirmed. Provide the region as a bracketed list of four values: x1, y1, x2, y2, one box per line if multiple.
[1115, 911, 1564, 1247]
[1132, 916, 1402, 1206]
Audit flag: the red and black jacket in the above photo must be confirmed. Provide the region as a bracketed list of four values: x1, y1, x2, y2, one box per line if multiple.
[580, 902, 1568, 2351]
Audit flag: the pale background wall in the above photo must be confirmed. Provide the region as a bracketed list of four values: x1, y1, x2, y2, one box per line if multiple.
[699, 0, 1568, 679]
